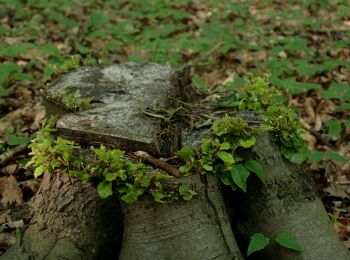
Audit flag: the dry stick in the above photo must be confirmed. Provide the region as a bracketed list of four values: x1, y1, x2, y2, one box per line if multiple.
[131, 152, 181, 178]
[0, 144, 28, 166]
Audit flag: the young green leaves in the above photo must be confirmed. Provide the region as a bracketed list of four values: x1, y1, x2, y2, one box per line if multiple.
[247, 233, 270, 257]
[29, 119, 196, 204]
[275, 232, 304, 252]
[247, 232, 303, 257]
[177, 115, 267, 192]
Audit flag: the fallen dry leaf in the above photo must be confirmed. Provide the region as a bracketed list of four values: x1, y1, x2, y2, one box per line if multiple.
[0, 176, 23, 208]
[7, 219, 23, 229]
[301, 132, 317, 150]
[0, 210, 11, 224]
[0, 164, 17, 175]
[0, 233, 16, 251]
[303, 97, 316, 124]
[324, 184, 350, 200]
[21, 180, 40, 194]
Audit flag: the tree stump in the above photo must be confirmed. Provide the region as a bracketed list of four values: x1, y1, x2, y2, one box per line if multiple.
[3, 62, 348, 259]
[4, 63, 243, 259]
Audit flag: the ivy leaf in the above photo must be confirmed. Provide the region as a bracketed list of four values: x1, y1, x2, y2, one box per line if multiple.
[97, 181, 113, 198]
[247, 233, 270, 256]
[244, 160, 267, 183]
[217, 151, 235, 164]
[230, 164, 250, 192]
[239, 136, 256, 148]
[275, 232, 304, 252]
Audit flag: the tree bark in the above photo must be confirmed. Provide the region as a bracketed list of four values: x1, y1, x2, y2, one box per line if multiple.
[227, 132, 349, 260]
[2, 171, 122, 260]
[119, 174, 243, 260]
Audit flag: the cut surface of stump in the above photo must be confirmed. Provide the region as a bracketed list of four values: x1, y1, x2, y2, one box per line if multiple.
[45, 62, 181, 156]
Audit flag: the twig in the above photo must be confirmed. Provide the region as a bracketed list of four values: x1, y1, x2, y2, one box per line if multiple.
[131, 152, 181, 178]
[0, 144, 28, 166]
[142, 110, 167, 121]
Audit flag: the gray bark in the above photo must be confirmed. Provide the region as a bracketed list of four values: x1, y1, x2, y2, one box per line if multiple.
[227, 132, 349, 260]
[119, 174, 243, 260]
[2, 171, 122, 260]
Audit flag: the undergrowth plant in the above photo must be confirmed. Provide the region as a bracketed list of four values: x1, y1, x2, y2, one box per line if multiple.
[216, 74, 310, 164]
[27, 117, 196, 203]
[177, 116, 266, 192]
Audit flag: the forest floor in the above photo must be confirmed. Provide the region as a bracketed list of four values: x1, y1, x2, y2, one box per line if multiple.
[0, 0, 349, 254]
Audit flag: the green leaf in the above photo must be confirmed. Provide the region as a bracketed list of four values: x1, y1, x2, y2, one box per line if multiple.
[106, 172, 117, 181]
[179, 185, 196, 201]
[0, 63, 20, 84]
[152, 191, 165, 203]
[179, 165, 192, 172]
[345, 120, 350, 129]
[239, 136, 256, 148]
[275, 232, 304, 252]
[308, 151, 324, 163]
[121, 186, 144, 203]
[192, 76, 207, 91]
[97, 181, 113, 198]
[328, 152, 349, 163]
[289, 152, 308, 164]
[203, 164, 213, 171]
[34, 165, 46, 178]
[217, 151, 235, 164]
[259, 124, 274, 131]
[230, 164, 250, 192]
[0, 86, 9, 97]
[323, 82, 349, 101]
[201, 139, 212, 154]
[244, 160, 267, 183]
[220, 142, 231, 150]
[0, 224, 8, 232]
[341, 102, 350, 110]
[15, 227, 21, 239]
[247, 233, 270, 256]
[325, 119, 342, 137]
[177, 147, 195, 163]
[7, 132, 31, 146]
